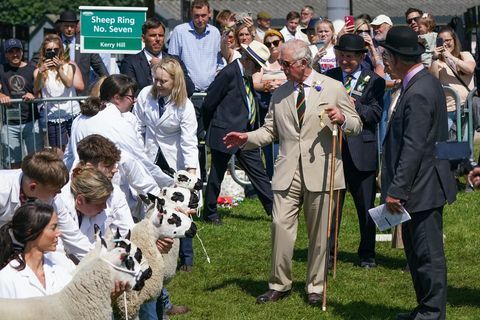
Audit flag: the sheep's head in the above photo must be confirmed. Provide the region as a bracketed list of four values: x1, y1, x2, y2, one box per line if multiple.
[175, 170, 203, 191]
[102, 230, 152, 291]
[145, 194, 197, 239]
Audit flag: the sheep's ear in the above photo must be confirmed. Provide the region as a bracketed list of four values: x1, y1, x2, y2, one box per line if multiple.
[101, 237, 108, 249]
[125, 230, 131, 241]
[114, 227, 121, 240]
[126, 243, 131, 254]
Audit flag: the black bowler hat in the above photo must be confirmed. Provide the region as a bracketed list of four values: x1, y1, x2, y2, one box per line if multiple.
[379, 26, 425, 56]
[58, 10, 78, 23]
[334, 34, 368, 53]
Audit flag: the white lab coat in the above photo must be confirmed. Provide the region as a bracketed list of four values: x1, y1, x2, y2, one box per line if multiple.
[133, 86, 199, 173]
[59, 182, 135, 243]
[0, 255, 73, 299]
[63, 102, 173, 192]
[0, 170, 92, 260]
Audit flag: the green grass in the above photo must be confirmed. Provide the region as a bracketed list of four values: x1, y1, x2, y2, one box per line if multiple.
[167, 190, 480, 320]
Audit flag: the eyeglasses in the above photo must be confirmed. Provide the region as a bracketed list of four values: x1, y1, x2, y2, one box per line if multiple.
[265, 40, 281, 48]
[406, 16, 420, 24]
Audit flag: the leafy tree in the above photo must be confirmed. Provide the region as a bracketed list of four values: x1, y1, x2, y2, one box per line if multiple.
[0, 0, 146, 25]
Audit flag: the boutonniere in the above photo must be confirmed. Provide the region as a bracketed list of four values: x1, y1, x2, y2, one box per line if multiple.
[356, 75, 371, 93]
[75, 44, 80, 51]
[313, 81, 322, 92]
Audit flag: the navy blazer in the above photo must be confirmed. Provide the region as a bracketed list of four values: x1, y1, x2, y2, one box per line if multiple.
[120, 50, 195, 97]
[202, 61, 259, 155]
[325, 67, 385, 171]
[381, 68, 456, 212]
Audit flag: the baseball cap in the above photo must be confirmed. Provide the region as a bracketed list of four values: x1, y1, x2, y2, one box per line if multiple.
[371, 14, 393, 26]
[4, 39, 23, 52]
[257, 11, 272, 20]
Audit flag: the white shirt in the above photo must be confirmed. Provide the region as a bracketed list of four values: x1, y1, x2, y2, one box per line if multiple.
[280, 26, 309, 43]
[0, 255, 72, 299]
[60, 182, 135, 243]
[0, 170, 92, 260]
[64, 102, 173, 192]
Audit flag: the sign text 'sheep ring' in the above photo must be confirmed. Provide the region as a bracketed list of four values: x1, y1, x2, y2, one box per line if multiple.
[83, 12, 135, 33]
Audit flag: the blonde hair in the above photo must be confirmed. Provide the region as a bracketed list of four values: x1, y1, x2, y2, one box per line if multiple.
[417, 13, 436, 33]
[70, 165, 113, 203]
[317, 19, 336, 45]
[151, 58, 187, 106]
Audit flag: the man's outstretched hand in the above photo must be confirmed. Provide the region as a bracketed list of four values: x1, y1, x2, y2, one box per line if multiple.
[223, 132, 248, 149]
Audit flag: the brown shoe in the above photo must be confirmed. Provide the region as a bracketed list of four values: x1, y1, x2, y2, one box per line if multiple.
[166, 305, 190, 316]
[307, 293, 322, 306]
[179, 265, 193, 272]
[256, 289, 291, 304]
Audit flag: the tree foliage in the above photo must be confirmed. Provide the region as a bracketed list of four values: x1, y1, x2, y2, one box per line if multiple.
[0, 0, 146, 25]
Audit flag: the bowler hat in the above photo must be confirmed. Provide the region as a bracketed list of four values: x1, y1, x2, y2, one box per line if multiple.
[241, 40, 270, 69]
[379, 26, 424, 56]
[334, 34, 368, 53]
[301, 18, 322, 34]
[58, 10, 78, 22]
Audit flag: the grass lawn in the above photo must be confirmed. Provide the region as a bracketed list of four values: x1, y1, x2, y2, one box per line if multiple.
[167, 189, 480, 319]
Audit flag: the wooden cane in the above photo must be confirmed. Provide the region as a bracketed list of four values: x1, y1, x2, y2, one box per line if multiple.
[333, 130, 343, 279]
[322, 124, 338, 312]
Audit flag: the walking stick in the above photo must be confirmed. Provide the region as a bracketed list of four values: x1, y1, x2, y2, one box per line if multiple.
[333, 130, 343, 279]
[322, 124, 338, 312]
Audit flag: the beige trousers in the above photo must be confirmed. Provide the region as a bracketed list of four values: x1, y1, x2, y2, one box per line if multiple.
[268, 162, 330, 294]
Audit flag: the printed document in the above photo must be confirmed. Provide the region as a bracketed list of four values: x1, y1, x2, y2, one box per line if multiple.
[368, 204, 411, 231]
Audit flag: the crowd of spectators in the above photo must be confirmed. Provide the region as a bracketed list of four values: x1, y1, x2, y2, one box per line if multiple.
[0, 1, 480, 319]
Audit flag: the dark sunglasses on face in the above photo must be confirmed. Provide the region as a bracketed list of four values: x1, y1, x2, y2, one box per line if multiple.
[265, 40, 281, 48]
[407, 17, 420, 24]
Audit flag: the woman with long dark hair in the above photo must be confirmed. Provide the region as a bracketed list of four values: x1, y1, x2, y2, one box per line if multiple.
[0, 201, 72, 298]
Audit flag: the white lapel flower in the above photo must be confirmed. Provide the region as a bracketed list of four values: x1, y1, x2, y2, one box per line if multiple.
[356, 75, 371, 93]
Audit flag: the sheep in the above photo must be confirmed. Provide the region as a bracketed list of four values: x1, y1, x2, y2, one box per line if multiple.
[113, 200, 197, 320]
[0, 237, 148, 320]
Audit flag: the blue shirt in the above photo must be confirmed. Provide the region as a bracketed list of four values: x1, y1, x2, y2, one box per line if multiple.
[168, 21, 224, 91]
[342, 67, 362, 96]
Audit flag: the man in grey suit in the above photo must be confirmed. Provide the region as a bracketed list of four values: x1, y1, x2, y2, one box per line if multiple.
[58, 10, 108, 95]
[224, 39, 361, 306]
[380, 26, 456, 320]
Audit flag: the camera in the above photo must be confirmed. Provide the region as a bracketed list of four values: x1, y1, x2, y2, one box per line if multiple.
[44, 50, 56, 60]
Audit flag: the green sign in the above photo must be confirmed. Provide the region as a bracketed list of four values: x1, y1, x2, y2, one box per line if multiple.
[79, 6, 147, 54]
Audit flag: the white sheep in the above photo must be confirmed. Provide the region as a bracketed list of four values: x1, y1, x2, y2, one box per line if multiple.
[0, 238, 148, 320]
[113, 200, 196, 320]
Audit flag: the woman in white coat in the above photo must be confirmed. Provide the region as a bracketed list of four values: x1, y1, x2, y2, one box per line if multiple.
[60, 165, 134, 243]
[0, 201, 72, 298]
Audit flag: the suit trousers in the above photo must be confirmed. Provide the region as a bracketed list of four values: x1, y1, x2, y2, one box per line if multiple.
[402, 206, 446, 320]
[268, 161, 330, 294]
[204, 148, 273, 220]
[331, 144, 377, 261]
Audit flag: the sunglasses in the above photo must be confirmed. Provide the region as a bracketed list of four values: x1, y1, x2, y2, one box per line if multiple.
[279, 59, 300, 68]
[265, 40, 281, 48]
[406, 17, 420, 24]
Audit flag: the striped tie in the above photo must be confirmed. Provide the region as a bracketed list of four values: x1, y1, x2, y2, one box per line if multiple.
[64, 40, 70, 61]
[296, 83, 306, 126]
[344, 74, 353, 95]
[244, 77, 256, 126]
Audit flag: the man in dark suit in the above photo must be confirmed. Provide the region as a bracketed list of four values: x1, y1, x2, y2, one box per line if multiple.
[120, 18, 195, 97]
[202, 41, 274, 224]
[325, 34, 385, 268]
[58, 10, 109, 95]
[380, 26, 456, 320]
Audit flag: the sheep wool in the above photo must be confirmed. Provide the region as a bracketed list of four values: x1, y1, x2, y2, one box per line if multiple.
[0, 257, 114, 320]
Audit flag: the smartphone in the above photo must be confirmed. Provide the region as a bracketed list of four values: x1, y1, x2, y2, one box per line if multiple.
[436, 37, 444, 47]
[344, 15, 354, 28]
[44, 50, 56, 59]
[315, 41, 325, 50]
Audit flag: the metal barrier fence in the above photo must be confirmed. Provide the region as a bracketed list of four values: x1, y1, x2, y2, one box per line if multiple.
[0, 96, 88, 168]
[0, 94, 253, 187]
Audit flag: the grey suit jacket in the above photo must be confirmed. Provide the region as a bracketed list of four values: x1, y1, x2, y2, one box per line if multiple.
[381, 68, 456, 212]
[245, 70, 362, 192]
